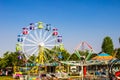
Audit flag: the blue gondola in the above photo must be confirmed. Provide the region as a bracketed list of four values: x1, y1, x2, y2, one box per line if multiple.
[29, 23, 35, 30]
[57, 36, 62, 43]
[58, 52, 62, 59]
[17, 38, 23, 42]
[58, 55, 62, 59]
[17, 35, 21, 37]
[45, 24, 51, 31]
[17, 35, 23, 42]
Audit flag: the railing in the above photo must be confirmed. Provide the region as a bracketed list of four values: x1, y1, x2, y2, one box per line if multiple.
[69, 75, 110, 80]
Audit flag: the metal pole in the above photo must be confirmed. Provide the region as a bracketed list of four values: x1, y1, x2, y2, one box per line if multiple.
[81, 64, 83, 80]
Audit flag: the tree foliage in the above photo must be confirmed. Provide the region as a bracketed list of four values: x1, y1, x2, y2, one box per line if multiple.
[69, 53, 79, 61]
[1, 37, 120, 69]
[101, 36, 114, 55]
[116, 48, 120, 59]
[51, 46, 70, 61]
[0, 51, 25, 68]
[69, 50, 90, 61]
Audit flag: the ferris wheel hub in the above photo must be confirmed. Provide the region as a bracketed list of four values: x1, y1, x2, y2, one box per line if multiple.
[39, 42, 44, 47]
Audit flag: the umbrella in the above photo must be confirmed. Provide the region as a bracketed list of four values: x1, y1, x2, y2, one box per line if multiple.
[92, 53, 114, 60]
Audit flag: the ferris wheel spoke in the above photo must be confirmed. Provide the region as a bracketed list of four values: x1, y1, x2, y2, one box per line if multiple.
[42, 31, 48, 41]
[25, 46, 37, 52]
[34, 29, 40, 42]
[45, 44, 56, 47]
[24, 44, 37, 47]
[39, 29, 43, 41]
[29, 34, 38, 42]
[43, 33, 53, 43]
[31, 48, 39, 56]
[24, 54, 30, 60]
[45, 49, 53, 58]
[43, 51, 48, 60]
[45, 38, 56, 44]
[44, 46, 51, 50]
[25, 38, 37, 44]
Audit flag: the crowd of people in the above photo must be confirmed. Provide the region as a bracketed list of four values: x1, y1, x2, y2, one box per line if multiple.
[0, 68, 12, 76]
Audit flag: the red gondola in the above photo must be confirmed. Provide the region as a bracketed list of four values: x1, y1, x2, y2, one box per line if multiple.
[53, 28, 58, 36]
[22, 28, 28, 35]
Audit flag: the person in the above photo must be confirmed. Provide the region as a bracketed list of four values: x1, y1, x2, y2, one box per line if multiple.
[1, 69, 6, 76]
[0, 69, 2, 76]
[101, 68, 106, 75]
[95, 69, 101, 76]
[53, 77, 58, 80]
[6, 70, 8, 76]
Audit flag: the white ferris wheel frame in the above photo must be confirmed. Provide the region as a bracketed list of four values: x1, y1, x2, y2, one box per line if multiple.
[18, 22, 61, 60]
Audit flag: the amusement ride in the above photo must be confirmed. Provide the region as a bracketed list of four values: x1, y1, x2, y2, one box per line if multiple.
[14, 22, 120, 80]
[15, 22, 64, 78]
[74, 41, 95, 61]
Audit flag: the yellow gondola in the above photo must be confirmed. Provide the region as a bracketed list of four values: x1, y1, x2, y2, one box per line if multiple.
[38, 22, 43, 29]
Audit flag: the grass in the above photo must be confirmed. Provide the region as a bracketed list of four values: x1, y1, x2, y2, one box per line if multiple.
[0, 76, 19, 80]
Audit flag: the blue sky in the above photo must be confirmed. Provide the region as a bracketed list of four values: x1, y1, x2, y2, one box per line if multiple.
[0, 0, 120, 56]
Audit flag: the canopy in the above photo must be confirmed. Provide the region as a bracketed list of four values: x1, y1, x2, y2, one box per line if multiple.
[92, 53, 113, 61]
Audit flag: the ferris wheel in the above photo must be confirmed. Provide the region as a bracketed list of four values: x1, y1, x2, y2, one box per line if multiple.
[16, 22, 63, 64]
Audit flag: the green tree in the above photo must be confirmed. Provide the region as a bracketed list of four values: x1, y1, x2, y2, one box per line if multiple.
[116, 48, 120, 59]
[101, 36, 114, 55]
[28, 54, 36, 63]
[60, 49, 70, 61]
[0, 51, 11, 68]
[0, 51, 25, 68]
[69, 53, 79, 61]
[50, 46, 70, 61]
[68, 50, 89, 61]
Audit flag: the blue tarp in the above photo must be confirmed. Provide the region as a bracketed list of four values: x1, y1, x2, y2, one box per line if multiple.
[98, 53, 111, 56]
